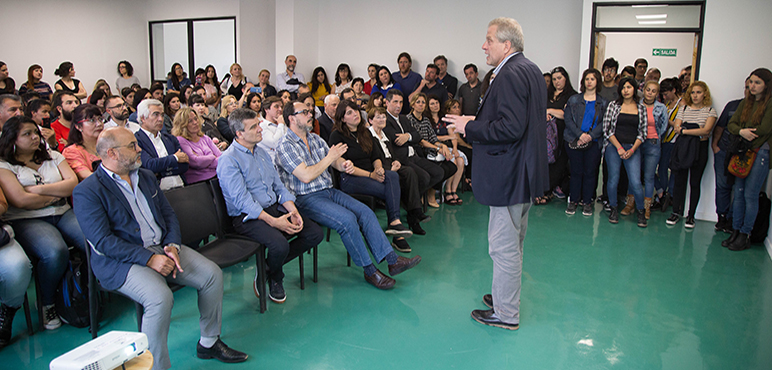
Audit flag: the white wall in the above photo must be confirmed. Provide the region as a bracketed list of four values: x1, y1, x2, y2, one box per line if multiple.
[316, 0, 583, 88]
[0, 0, 147, 95]
[601, 32, 695, 79]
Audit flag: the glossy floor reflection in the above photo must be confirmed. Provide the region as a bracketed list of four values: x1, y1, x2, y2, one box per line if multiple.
[3, 194, 772, 369]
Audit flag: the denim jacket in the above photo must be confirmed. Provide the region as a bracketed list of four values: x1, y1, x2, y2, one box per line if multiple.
[646, 101, 668, 144]
[563, 93, 609, 143]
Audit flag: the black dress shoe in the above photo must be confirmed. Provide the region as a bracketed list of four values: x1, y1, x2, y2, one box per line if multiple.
[418, 213, 431, 223]
[409, 222, 426, 235]
[482, 294, 493, 309]
[470, 309, 519, 330]
[388, 255, 421, 276]
[385, 223, 413, 238]
[197, 339, 248, 363]
[391, 237, 412, 253]
[364, 270, 395, 289]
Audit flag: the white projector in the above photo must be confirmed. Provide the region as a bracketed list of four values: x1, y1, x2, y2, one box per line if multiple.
[50, 331, 148, 370]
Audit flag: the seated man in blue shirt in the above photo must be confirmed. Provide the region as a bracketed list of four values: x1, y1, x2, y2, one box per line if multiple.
[73, 127, 247, 370]
[216, 108, 322, 303]
[276, 101, 422, 289]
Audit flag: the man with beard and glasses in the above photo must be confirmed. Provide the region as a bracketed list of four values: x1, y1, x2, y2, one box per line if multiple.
[73, 127, 249, 370]
[51, 91, 80, 151]
[276, 102, 422, 290]
[104, 95, 140, 133]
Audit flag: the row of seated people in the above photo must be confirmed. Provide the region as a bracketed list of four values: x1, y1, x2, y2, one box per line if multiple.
[0, 91, 439, 369]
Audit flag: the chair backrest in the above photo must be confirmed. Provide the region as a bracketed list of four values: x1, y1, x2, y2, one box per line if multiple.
[208, 178, 237, 236]
[163, 183, 219, 247]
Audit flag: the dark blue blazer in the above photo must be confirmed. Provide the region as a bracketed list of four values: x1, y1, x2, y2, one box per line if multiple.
[384, 114, 423, 162]
[73, 167, 182, 290]
[135, 129, 188, 182]
[465, 53, 549, 206]
[317, 113, 334, 144]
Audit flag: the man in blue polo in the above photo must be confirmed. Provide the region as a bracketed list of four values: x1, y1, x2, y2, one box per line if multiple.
[392, 52, 423, 114]
[276, 101, 421, 289]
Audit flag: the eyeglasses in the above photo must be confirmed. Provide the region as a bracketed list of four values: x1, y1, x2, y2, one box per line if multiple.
[108, 103, 128, 110]
[291, 109, 313, 116]
[78, 116, 107, 125]
[112, 142, 138, 151]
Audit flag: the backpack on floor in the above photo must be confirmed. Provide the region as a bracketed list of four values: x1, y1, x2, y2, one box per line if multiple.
[750, 192, 771, 244]
[55, 257, 102, 328]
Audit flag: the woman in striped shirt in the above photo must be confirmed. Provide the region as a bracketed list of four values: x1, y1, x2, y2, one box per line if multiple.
[666, 81, 717, 228]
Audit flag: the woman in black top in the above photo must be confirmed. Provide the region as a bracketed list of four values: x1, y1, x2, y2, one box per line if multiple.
[0, 62, 15, 94]
[602, 77, 647, 226]
[53, 61, 87, 100]
[328, 100, 413, 249]
[544, 66, 576, 203]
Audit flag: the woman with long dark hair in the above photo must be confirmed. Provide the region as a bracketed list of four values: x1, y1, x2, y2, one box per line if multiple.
[655, 77, 685, 210]
[163, 92, 181, 133]
[166, 62, 191, 92]
[543, 66, 577, 203]
[0, 62, 15, 95]
[333, 63, 353, 94]
[563, 68, 608, 216]
[364, 63, 379, 95]
[666, 81, 717, 228]
[18, 64, 53, 100]
[307, 67, 331, 107]
[328, 100, 413, 251]
[370, 66, 401, 98]
[602, 77, 647, 227]
[428, 95, 466, 205]
[0, 116, 85, 331]
[722, 68, 772, 250]
[53, 61, 87, 99]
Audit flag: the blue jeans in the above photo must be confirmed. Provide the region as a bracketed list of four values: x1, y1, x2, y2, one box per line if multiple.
[9, 210, 86, 305]
[658, 142, 676, 194]
[565, 141, 601, 204]
[340, 171, 402, 223]
[732, 149, 769, 234]
[295, 188, 393, 268]
[0, 235, 32, 308]
[714, 149, 734, 218]
[605, 143, 644, 209]
[641, 139, 661, 198]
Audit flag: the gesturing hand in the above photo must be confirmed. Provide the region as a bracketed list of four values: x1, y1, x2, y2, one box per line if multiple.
[327, 143, 348, 161]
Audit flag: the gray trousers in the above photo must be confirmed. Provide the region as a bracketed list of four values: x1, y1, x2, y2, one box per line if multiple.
[116, 245, 223, 370]
[488, 203, 531, 325]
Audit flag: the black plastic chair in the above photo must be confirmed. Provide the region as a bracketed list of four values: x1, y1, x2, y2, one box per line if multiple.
[208, 178, 314, 312]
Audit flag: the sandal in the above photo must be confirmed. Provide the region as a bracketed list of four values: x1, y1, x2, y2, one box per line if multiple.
[444, 192, 458, 205]
[451, 192, 463, 205]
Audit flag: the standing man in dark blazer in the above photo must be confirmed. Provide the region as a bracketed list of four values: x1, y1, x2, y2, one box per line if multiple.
[73, 127, 248, 370]
[134, 99, 189, 190]
[444, 17, 548, 330]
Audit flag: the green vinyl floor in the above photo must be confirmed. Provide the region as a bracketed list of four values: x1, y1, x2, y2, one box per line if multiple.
[2, 192, 772, 369]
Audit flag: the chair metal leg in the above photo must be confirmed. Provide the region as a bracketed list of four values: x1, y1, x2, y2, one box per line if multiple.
[135, 303, 144, 331]
[312, 246, 318, 283]
[347, 253, 351, 267]
[33, 268, 43, 331]
[257, 249, 267, 313]
[88, 265, 99, 339]
[23, 294, 33, 335]
[326, 227, 331, 242]
[298, 253, 305, 290]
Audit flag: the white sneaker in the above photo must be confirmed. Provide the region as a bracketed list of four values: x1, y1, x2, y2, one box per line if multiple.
[43, 304, 61, 330]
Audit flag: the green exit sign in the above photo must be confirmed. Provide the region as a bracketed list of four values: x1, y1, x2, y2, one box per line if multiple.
[652, 48, 677, 57]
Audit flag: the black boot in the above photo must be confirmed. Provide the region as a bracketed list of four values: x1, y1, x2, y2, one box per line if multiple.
[715, 214, 727, 231]
[0, 303, 19, 348]
[728, 233, 751, 251]
[637, 209, 647, 228]
[608, 206, 619, 224]
[722, 229, 740, 248]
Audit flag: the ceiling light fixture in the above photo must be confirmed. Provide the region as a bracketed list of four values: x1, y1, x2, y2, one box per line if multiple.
[638, 20, 667, 25]
[635, 14, 667, 20]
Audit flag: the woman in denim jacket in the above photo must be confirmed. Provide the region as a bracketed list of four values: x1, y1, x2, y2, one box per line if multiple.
[563, 68, 608, 216]
[621, 81, 667, 219]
